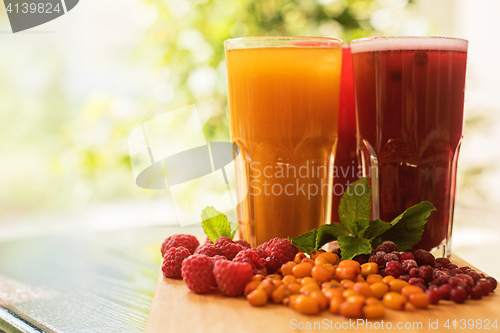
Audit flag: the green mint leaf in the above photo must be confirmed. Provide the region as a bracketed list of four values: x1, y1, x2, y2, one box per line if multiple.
[372, 201, 436, 251]
[337, 235, 372, 260]
[351, 218, 370, 237]
[338, 177, 371, 233]
[229, 222, 238, 240]
[315, 223, 348, 249]
[289, 229, 317, 254]
[363, 219, 391, 240]
[201, 206, 235, 242]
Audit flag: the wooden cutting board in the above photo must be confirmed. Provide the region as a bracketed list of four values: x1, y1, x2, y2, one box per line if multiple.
[146, 255, 500, 333]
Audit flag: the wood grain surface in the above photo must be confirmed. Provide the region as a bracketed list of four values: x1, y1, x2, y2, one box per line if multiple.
[146, 255, 500, 333]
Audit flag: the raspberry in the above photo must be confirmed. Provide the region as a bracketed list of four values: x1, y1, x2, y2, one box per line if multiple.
[235, 239, 252, 248]
[181, 254, 216, 294]
[214, 260, 253, 296]
[257, 241, 269, 252]
[383, 253, 399, 263]
[204, 237, 213, 244]
[214, 237, 245, 260]
[161, 234, 199, 256]
[249, 247, 268, 258]
[265, 238, 299, 265]
[234, 249, 266, 274]
[195, 244, 221, 257]
[385, 261, 403, 278]
[368, 254, 385, 267]
[211, 255, 228, 262]
[161, 247, 191, 279]
[265, 256, 281, 274]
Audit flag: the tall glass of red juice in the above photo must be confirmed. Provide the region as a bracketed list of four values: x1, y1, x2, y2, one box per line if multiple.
[350, 37, 468, 256]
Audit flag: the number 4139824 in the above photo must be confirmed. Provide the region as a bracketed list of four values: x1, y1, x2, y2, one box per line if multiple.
[6, 3, 62, 14]
[444, 319, 498, 329]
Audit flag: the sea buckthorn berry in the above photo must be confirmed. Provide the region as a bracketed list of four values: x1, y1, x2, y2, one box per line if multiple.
[322, 263, 336, 275]
[295, 278, 302, 285]
[318, 252, 339, 265]
[342, 289, 360, 299]
[310, 290, 328, 310]
[322, 280, 341, 289]
[353, 282, 373, 298]
[315, 256, 329, 266]
[329, 295, 344, 314]
[272, 279, 283, 288]
[287, 283, 302, 295]
[362, 304, 385, 319]
[366, 274, 383, 285]
[336, 266, 358, 281]
[346, 294, 366, 304]
[361, 262, 379, 277]
[312, 265, 334, 283]
[281, 262, 297, 276]
[389, 279, 409, 292]
[252, 274, 265, 282]
[382, 275, 395, 284]
[271, 285, 290, 304]
[266, 274, 282, 280]
[247, 289, 268, 307]
[294, 295, 320, 315]
[409, 293, 430, 308]
[301, 258, 315, 265]
[282, 274, 296, 285]
[383, 292, 407, 310]
[292, 262, 314, 278]
[365, 297, 380, 305]
[340, 279, 355, 289]
[310, 250, 325, 260]
[300, 277, 318, 286]
[370, 282, 389, 299]
[258, 279, 276, 298]
[339, 260, 361, 273]
[323, 288, 345, 302]
[244, 280, 260, 296]
[339, 300, 363, 318]
[285, 294, 300, 308]
[401, 285, 425, 297]
[294, 253, 308, 264]
[300, 283, 320, 295]
[356, 275, 365, 282]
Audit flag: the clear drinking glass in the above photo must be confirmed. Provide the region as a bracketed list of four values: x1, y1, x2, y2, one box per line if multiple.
[351, 37, 468, 256]
[225, 37, 343, 247]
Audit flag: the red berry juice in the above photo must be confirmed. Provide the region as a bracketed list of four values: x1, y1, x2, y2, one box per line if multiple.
[351, 37, 468, 254]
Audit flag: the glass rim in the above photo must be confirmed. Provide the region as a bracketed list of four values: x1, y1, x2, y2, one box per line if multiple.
[350, 36, 468, 54]
[225, 36, 343, 50]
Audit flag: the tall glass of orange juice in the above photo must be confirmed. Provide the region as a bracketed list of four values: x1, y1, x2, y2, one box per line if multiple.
[225, 37, 343, 247]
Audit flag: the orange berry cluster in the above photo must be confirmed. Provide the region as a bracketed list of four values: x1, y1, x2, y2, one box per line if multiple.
[244, 250, 431, 317]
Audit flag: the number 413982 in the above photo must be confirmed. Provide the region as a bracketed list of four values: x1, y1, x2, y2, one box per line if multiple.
[444, 319, 498, 329]
[6, 3, 62, 14]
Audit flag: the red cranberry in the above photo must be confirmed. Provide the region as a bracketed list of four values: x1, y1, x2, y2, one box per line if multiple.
[456, 274, 474, 288]
[446, 263, 459, 270]
[409, 277, 425, 285]
[420, 253, 436, 267]
[448, 277, 460, 288]
[451, 286, 468, 304]
[471, 285, 483, 299]
[459, 266, 471, 273]
[418, 265, 434, 282]
[426, 288, 441, 304]
[400, 252, 415, 261]
[398, 274, 410, 282]
[467, 271, 481, 283]
[477, 279, 493, 296]
[486, 277, 497, 291]
[436, 257, 451, 266]
[409, 268, 419, 278]
[385, 261, 403, 278]
[438, 284, 452, 300]
[368, 255, 385, 267]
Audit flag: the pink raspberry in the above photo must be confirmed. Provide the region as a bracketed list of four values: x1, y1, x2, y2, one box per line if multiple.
[265, 238, 299, 265]
[161, 247, 191, 279]
[257, 241, 269, 252]
[235, 239, 252, 248]
[250, 247, 268, 258]
[161, 234, 199, 256]
[181, 254, 216, 294]
[214, 260, 253, 297]
[214, 237, 245, 260]
[194, 243, 221, 257]
[265, 256, 281, 274]
[234, 249, 266, 274]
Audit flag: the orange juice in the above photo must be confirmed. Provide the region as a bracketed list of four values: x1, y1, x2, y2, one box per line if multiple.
[225, 37, 342, 246]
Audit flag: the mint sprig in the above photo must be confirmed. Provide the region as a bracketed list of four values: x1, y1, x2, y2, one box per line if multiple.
[201, 206, 237, 242]
[289, 177, 436, 259]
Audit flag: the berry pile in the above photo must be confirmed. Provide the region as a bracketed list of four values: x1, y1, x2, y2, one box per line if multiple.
[160, 235, 497, 319]
[160, 234, 299, 296]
